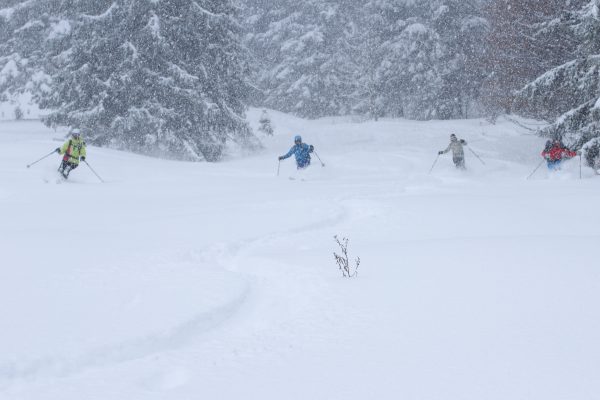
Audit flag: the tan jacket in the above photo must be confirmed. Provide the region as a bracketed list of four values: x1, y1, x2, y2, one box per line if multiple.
[443, 139, 466, 159]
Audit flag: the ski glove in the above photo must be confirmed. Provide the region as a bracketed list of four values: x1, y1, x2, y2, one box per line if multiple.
[55, 148, 61, 153]
[438, 151, 444, 155]
[309, 145, 314, 152]
[278, 156, 284, 161]
[80, 156, 86, 162]
[460, 139, 466, 144]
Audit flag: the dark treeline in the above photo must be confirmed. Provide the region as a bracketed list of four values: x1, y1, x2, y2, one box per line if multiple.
[1, 0, 599, 160]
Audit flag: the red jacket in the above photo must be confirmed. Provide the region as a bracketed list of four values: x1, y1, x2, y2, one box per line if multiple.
[542, 144, 577, 161]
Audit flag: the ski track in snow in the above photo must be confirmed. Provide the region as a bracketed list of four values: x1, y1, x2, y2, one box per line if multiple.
[0, 284, 250, 385]
[0, 171, 351, 386]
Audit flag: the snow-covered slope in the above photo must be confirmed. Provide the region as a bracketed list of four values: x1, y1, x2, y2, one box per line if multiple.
[1, 112, 599, 399]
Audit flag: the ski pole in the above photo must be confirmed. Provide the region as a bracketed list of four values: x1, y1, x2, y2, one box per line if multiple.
[26, 150, 56, 168]
[277, 159, 281, 177]
[467, 146, 486, 165]
[83, 160, 104, 183]
[428, 154, 440, 174]
[314, 151, 325, 167]
[526, 159, 545, 180]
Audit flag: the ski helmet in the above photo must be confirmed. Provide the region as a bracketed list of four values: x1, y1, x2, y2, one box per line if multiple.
[294, 135, 302, 143]
[71, 128, 81, 138]
[450, 133, 457, 141]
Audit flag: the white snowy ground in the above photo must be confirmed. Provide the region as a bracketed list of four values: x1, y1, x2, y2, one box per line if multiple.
[1, 111, 599, 400]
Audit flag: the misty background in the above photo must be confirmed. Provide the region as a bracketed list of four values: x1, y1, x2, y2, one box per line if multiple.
[1, 0, 599, 162]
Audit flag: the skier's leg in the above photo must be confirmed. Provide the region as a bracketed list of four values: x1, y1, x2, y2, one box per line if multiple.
[548, 160, 562, 171]
[63, 162, 76, 178]
[454, 156, 465, 169]
[297, 160, 309, 170]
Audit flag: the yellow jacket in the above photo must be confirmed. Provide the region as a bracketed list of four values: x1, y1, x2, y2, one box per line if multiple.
[60, 137, 86, 164]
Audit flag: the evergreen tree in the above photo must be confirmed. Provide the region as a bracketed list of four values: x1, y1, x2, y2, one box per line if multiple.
[7, 0, 597, 137]
[0, 1, 37, 102]
[245, 0, 488, 121]
[513, 0, 600, 156]
[429, 0, 488, 119]
[0, 0, 73, 104]
[35, 0, 256, 161]
[357, 0, 487, 120]
[358, 1, 435, 119]
[245, 0, 360, 118]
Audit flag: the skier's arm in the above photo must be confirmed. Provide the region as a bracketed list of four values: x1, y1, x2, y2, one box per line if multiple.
[541, 149, 551, 159]
[81, 143, 87, 159]
[59, 141, 69, 155]
[441, 144, 451, 154]
[280, 147, 294, 160]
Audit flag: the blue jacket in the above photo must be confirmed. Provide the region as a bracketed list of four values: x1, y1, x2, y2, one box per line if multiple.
[281, 143, 314, 168]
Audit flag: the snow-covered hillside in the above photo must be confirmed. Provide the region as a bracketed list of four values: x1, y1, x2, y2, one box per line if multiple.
[1, 111, 599, 399]
[0, 93, 41, 121]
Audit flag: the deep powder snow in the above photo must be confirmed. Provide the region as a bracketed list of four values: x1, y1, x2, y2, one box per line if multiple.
[0, 111, 599, 399]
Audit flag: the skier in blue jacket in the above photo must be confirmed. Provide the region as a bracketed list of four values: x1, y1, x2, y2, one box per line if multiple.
[279, 135, 314, 169]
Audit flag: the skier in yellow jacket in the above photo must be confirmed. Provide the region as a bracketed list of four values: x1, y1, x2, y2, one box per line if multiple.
[56, 129, 87, 179]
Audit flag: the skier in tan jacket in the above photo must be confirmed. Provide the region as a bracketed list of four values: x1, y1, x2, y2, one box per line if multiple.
[439, 133, 467, 169]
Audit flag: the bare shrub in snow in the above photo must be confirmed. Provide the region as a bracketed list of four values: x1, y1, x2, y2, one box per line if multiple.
[333, 235, 360, 278]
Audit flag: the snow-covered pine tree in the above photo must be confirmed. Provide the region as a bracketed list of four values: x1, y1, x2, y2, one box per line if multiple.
[245, 0, 360, 118]
[0, 10, 11, 102]
[359, 0, 449, 120]
[245, 0, 488, 121]
[258, 109, 274, 136]
[355, 0, 408, 118]
[351, 1, 384, 120]
[357, 0, 489, 120]
[513, 0, 600, 162]
[0, 0, 75, 106]
[0, 1, 42, 103]
[37, 0, 256, 161]
[391, 22, 446, 120]
[428, 0, 488, 119]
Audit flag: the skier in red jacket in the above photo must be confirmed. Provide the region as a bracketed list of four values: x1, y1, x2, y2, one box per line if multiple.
[541, 139, 578, 171]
